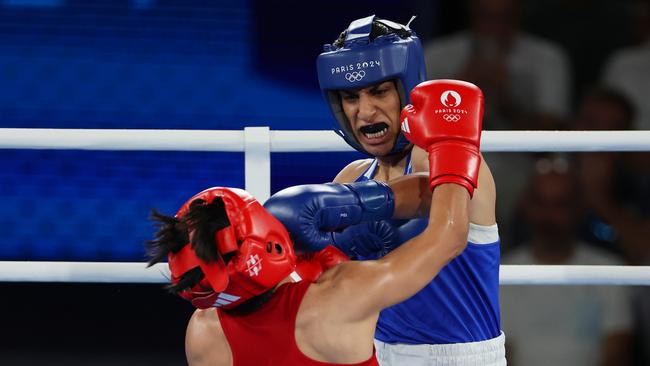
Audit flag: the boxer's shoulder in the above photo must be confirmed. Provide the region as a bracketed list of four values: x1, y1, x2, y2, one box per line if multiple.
[186, 309, 231, 366]
[333, 158, 374, 183]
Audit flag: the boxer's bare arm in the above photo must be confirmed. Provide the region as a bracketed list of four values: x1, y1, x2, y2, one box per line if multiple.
[308, 183, 469, 322]
[412, 146, 496, 225]
[335, 158, 433, 219]
[295, 184, 468, 362]
[185, 309, 231, 366]
[333, 147, 496, 225]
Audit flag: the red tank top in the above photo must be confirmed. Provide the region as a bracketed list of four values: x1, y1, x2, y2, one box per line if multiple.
[218, 281, 379, 366]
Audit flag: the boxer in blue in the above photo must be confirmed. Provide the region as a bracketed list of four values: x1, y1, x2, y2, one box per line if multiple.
[273, 16, 504, 365]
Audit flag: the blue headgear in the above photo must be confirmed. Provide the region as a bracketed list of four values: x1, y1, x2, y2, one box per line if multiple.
[317, 15, 426, 156]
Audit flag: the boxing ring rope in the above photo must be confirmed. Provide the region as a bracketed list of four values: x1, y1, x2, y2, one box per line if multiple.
[2, 127, 650, 286]
[0, 262, 648, 286]
[3, 128, 650, 152]
[4, 128, 650, 202]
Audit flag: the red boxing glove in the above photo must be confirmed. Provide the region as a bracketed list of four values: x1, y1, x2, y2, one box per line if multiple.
[313, 245, 349, 270]
[400, 79, 483, 196]
[294, 245, 349, 282]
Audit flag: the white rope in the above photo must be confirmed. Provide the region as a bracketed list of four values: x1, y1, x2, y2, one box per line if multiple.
[0, 262, 648, 285]
[499, 265, 650, 285]
[2, 128, 650, 152]
[0, 128, 245, 151]
[0, 261, 171, 283]
[2, 129, 649, 286]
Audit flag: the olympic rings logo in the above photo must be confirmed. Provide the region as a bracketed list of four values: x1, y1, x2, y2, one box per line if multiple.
[345, 71, 366, 82]
[443, 114, 461, 122]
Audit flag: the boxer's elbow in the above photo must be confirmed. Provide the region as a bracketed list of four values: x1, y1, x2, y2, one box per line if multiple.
[448, 219, 470, 257]
[427, 216, 469, 258]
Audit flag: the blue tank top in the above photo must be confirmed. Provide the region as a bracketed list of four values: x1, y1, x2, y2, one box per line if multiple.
[355, 151, 501, 344]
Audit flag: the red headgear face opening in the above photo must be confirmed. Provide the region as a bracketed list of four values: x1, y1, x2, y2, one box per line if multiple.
[168, 187, 297, 309]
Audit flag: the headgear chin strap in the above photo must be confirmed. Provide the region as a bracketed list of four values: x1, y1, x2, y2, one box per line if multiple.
[317, 15, 427, 156]
[168, 187, 297, 310]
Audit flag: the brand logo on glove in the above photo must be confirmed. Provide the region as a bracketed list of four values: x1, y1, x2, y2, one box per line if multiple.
[401, 117, 411, 133]
[440, 90, 461, 107]
[435, 90, 468, 121]
[345, 71, 366, 82]
[403, 104, 416, 114]
[246, 254, 262, 277]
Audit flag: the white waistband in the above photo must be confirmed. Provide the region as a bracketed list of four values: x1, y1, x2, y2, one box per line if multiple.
[374, 332, 506, 366]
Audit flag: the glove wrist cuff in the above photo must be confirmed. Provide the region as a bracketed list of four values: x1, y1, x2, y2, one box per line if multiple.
[344, 180, 395, 222]
[427, 141, 481, 197]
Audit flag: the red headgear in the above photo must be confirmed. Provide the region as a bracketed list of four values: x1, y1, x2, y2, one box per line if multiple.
[168, 187, 297, 309]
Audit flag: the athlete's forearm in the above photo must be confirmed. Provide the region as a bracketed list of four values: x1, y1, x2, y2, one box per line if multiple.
[374, 183, 469, 307]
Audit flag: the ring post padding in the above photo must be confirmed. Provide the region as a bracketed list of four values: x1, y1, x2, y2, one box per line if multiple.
[245, 127, 271, 203]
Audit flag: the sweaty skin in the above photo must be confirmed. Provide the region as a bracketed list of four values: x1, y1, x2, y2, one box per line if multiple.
[339, 81, 403, 158]
[185, 181, 471, 365]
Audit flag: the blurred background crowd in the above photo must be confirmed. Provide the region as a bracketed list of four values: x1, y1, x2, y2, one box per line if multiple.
[425, 1, 650, 365]
[0, 0, 648, 364]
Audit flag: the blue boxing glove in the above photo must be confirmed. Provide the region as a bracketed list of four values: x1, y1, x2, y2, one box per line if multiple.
[332, 220, 400, 259]
[335, 218, 428, 259]
[395, 217, 428, 244]
[264, 181, 394, 252]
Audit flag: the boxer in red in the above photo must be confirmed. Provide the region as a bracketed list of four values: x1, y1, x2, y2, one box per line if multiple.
[147, 79, 484, 366]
